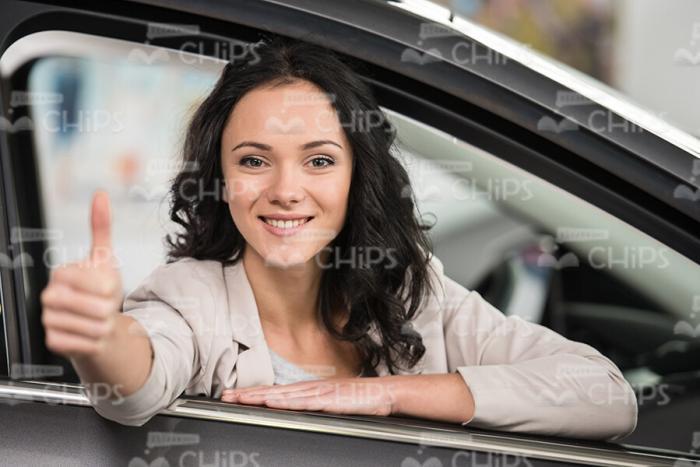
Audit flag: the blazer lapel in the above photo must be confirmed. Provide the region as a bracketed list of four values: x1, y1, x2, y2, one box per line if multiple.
[224, 259, 275, 388]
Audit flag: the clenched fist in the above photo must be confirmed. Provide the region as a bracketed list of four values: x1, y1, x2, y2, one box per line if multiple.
[41, 190, 123, 359]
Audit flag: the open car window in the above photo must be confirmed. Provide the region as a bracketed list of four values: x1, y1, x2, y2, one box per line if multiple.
[390, 108, 700, 454]
[2, 29, 700, 457]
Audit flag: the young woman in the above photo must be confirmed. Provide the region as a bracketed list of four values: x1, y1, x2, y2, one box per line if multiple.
[40, 37, 637, 440]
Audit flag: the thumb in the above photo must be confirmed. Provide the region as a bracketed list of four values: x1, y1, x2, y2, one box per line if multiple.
[89, 190, 113, 264]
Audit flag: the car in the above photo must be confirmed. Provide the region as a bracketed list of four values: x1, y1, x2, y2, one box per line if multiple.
[1, 0, 699, 465]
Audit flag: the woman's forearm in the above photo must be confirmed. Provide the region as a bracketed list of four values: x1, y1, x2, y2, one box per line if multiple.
[391, 373, 475, 424]
[70, 314, 153, 401]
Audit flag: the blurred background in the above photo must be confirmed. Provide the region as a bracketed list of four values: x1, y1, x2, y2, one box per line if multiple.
[433, 0, 700, 138]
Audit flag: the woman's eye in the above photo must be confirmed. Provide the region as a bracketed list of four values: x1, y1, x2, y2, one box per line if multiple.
[239, 155, 334, 168]
[240, 156, 265, 168]
[309, 156, 335, 168]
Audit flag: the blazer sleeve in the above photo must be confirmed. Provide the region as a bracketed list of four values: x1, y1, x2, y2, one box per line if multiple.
[441, 273, 638, 441]
[84, 261, 199, 427]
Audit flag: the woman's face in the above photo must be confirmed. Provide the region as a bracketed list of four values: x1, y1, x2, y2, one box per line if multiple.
[220, 79, 353, 269]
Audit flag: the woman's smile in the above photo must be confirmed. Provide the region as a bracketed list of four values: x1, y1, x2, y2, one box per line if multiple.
[258, 215, 315, 237]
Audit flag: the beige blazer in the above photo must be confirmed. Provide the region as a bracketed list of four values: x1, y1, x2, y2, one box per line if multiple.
[87, 254, 638, 441]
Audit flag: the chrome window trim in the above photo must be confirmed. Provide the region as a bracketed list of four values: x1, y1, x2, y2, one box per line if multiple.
[0, 380, 689, 467]
[386, 0, 700, 159]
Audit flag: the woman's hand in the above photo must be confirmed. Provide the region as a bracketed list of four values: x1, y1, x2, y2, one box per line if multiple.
[222, 373, 475, 424]
[40, 191, 123, 360]
[221, 376, 402, 417]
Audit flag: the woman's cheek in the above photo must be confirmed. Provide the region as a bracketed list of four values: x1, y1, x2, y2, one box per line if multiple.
[313, 178, 349, 206]
[229, 177, 264, 202]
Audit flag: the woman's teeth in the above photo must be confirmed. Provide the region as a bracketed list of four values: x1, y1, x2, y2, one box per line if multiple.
[261, 217, 311, 229]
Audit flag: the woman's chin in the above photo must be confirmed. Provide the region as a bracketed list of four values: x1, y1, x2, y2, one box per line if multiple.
[262, 248, 310, 269]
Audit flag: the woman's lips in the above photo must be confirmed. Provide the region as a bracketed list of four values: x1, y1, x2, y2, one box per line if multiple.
[258, 216, 314, 237]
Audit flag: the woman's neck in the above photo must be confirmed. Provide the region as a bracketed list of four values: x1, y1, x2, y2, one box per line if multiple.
[242, 247, 325, 338]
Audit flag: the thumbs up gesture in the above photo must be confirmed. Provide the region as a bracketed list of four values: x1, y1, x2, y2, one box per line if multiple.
[41, 190, 124, 359]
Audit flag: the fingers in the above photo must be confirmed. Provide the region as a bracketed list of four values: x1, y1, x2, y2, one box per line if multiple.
[262, 395, 332, 412]
[49, 262, 121, 298]
[225, 389, 358, 414]
[262, 389, 391, 415]
[42, 306, 114, 339]
[221, 378, 395, 417]
[223, 384, 334, 403]
[89, 190, 113, 264]
[41, 282, 117, 319]
[44, 327, 106, 357]
[223, 380, 334, 396]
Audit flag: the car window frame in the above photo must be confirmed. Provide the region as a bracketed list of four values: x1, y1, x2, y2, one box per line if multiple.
[0, 1, 699, 463]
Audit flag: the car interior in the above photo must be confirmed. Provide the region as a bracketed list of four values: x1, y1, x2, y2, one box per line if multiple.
[2, 28, 699, 454]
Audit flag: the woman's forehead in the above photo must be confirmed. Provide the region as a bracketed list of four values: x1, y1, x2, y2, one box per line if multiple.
[224, 82, 348, 146]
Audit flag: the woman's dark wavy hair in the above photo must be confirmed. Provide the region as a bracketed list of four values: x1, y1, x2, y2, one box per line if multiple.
[166, 35, 437, 375]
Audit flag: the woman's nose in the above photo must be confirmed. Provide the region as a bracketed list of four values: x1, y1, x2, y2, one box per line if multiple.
[266, 166, 305, 206]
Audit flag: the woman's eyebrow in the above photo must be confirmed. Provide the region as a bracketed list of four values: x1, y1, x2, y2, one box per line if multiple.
[300, 140, 343, 150]
[232, 141, 272, 152]
[231, 140, 343, 152]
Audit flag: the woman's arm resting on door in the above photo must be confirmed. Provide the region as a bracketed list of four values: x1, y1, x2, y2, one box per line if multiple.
[390, 373, 475, 424]
[440, 273, 638, 441]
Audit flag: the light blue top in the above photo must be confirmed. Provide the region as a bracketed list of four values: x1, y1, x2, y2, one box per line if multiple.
[268, 348, 366, 385]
